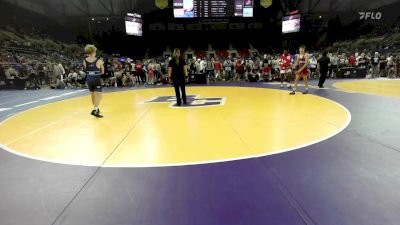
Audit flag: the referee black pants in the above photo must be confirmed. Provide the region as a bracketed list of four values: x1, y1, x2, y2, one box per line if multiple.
[318, 70, 328, 87]
[174, 82, 186, 105]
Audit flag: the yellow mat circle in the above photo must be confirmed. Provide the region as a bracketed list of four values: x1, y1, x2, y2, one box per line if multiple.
[334, 80, 400, 97]
[0, 87, 350, 167]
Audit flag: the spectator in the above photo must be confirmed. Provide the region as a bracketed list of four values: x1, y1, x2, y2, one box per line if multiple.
[223, 57, 233, 81]
[53, 61, 65, 82]
[348, 53, 356, 67]
[5, 67, 19, 79]
[329, 53, 339, 78]
[310, 55, 318, 78]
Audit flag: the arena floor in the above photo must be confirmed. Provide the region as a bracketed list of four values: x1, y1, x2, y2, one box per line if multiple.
[0, 78, 399, 225]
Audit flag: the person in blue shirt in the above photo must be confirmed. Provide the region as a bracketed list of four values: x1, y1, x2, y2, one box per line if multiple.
[83, 44, 105, 118]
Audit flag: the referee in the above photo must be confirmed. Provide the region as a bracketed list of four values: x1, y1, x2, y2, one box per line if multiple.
[168, 48, 188, 106]
[317, 52, 330, 88]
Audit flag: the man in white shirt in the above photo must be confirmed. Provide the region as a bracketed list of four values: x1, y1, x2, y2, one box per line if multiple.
[329, 53, 338, 78]
[54, 62, 65, 82]
[195, 59, 201, 74]
[310, 55, 318, 78]
[387, 55, 395, 78]
[371, 52, 380, 78]
[223, 58, 233, 81]
[200, 58, 207, 73]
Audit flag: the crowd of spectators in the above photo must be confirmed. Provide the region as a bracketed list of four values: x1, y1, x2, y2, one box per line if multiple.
[1, 27, 399, 90]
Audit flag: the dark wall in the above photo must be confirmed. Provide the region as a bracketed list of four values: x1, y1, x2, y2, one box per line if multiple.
[1, 0, 398, 57]
[0, 0, 75, 41]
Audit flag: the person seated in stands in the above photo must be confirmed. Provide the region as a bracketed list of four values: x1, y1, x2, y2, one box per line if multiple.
[64, 71, 73, 87]
[65, 69, 79, 88]
[261, 63, 271, 81]
[122, 70, 134, 87]
[50, 78, 66, 89]
[4, 65, 26, 89]
[5, 67, 20, 79]
[26, 63, 40, 89]
[247, 68, 259, 82]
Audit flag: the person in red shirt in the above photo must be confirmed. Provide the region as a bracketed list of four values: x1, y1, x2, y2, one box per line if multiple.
[262, 64, 271, 81]
[213, 58, 222, 80]
[235, 59, 244, 81]
[348, 54, 356, 67]
[134, 62, 145, 84]
[279, 50, 292, 88]
[290, 45, 310, 95]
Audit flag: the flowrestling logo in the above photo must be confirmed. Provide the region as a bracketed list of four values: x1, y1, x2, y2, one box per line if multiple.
[144, 95, 226, 107]
[359, 12, 382, 20]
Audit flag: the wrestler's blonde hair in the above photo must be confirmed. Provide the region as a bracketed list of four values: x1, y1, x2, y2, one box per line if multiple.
[84, 44, 97, 54]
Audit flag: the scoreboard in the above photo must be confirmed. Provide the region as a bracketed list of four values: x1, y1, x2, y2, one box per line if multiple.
[173, 0, 253, 18]
[125, 13, 143, 36]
